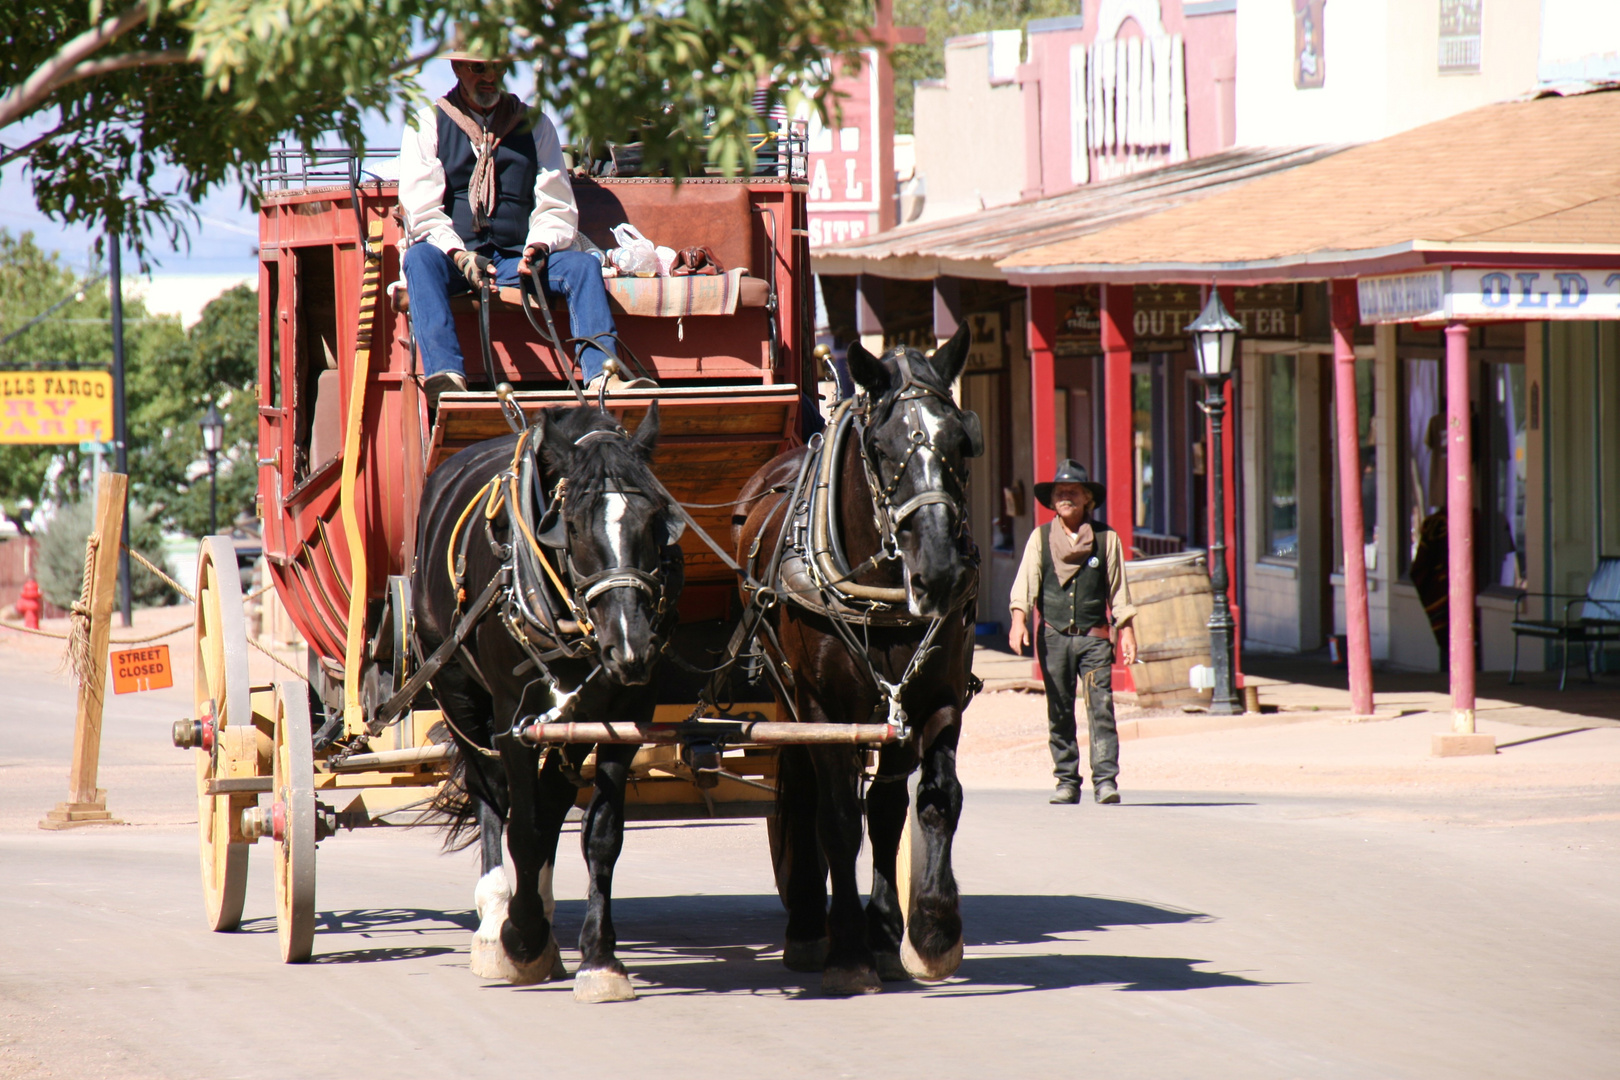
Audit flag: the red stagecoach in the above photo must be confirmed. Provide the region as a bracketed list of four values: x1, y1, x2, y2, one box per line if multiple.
[181, 135, 839, 961]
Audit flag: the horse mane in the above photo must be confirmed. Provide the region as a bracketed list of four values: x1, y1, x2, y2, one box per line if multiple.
[545, 406, 657, 511]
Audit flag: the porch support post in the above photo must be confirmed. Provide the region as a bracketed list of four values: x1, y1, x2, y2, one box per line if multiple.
[933, 277, 962, 343]
[1028, 285, 1057, 528]
[1432, 323, 1492, 756]
[1101, 283, 1135, 556]
[1330, 280, 1375, 717]
[1445, 322, 1478, 733]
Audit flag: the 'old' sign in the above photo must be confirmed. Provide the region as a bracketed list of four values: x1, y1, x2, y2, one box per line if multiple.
[110, 645, 173, 694]
[0, 371, 114, 444]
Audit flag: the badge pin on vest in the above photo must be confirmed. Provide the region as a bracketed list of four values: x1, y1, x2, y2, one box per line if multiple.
[1088, 556, 1100, 568]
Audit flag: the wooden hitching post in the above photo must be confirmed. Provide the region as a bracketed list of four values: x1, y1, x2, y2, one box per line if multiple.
[40, 471, 127, 829]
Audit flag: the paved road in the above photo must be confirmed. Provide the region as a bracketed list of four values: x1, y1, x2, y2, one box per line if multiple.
[3, 664, 1618, 1079]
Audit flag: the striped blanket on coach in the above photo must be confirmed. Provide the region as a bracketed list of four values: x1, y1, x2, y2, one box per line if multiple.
[603, 269, 745, 318]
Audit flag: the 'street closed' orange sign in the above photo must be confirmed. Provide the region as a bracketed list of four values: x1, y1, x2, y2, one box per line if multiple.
[111, 645, 173, 694]
[0, 371, 114, 444]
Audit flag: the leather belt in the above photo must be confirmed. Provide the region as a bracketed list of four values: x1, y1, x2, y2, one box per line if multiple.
[1053, 624, 1111, 639]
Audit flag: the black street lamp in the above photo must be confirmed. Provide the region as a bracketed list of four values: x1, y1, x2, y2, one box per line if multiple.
[199, 402, 225, 536]
[1187, 290, 1244, 715]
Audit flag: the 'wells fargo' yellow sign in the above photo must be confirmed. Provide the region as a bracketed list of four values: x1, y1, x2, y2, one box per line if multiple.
[0, 372, 114, 444]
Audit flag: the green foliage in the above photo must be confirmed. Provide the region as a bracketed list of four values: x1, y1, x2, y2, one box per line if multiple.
[0, 230, 188, 534]
[36, 497, 177, 609]
[3, 0, 873, 255]
[126, 283, 258, 537]
[890, 0, 1074, 133]
[0, 230, 256, 539]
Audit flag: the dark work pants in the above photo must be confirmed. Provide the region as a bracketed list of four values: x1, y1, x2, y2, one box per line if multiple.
[1037, 627, 1118, 787]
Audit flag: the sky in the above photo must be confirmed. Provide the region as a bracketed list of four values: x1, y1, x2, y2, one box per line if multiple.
[1, 57, 542, 324]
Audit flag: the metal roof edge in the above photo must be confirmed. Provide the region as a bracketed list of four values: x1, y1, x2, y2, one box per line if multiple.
[809, 254, 1004, 281]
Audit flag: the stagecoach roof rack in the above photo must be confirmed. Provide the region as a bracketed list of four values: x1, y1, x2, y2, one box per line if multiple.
[258, 143, 400, 193]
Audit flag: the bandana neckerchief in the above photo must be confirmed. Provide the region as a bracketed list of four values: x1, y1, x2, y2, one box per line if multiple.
[1048, 516, 1096, 588]
[435, 87, 526, 234]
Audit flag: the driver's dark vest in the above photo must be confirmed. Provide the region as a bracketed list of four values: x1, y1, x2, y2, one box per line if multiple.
[435, 106, 539, 251]
[1036, 521, 1111, 633]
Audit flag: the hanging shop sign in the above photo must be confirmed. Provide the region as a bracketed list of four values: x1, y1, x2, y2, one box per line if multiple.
[1358, 268, 1620, 324]
[0, 371, 114, 444]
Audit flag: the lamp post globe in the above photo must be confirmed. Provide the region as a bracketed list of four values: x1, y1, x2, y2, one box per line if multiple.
[1185, 290, 1244, 715]
[198, 403, 225, 536]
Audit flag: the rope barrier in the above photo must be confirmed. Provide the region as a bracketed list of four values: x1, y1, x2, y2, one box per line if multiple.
[2, 541, 309, 684]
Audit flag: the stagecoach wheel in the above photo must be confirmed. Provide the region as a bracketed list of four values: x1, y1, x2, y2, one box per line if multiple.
[194, 535, 253, 932]
[272, 680, 318, 963]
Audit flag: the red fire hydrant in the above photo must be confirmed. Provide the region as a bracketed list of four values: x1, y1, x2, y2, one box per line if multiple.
[17, 578, 42, 630]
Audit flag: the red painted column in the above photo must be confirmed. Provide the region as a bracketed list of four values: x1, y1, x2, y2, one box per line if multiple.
[1330, 280, 1375, 717]
[1101, 283, 1135, 558]
[1445, 323, 1476, 732]
[1214, 286, 1242, 685]
[1028, 286, 1058, 529]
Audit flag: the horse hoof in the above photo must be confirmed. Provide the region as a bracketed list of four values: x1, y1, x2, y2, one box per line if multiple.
[821, 966, 882, 996]
[574, 966, 637, 1003]
[470, 934, 519, 981]
[901, 932, 963, 982]
[782, 937, 829, 972]
[505, 936, 563, 987]
[874, 951, 912, 982]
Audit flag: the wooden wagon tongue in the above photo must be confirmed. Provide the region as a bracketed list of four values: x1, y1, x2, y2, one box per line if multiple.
[519, 718, 903, 746]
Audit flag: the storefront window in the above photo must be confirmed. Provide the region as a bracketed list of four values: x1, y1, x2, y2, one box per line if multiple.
[1264, 354, 1298, 559]
[1331, 358, 1377, 569]
[1133, 371, 1153, 529]
[1485, 362, 1527, 589]
[1401, 358, 1444, 572]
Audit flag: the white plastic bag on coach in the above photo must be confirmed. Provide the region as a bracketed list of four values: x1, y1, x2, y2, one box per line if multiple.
[607, 223, 660, 276]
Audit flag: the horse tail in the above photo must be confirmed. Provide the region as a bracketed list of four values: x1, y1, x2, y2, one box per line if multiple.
[418, 738, 481, 852]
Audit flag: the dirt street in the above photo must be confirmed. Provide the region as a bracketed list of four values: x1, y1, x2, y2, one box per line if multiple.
[2, 635, 1617, 1079]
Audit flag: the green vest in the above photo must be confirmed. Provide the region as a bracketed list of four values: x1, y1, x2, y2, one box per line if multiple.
[1036, 521, 1110, 633]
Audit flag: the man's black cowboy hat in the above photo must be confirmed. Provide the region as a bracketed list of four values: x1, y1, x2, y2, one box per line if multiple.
[1034, 458, 1107, 509]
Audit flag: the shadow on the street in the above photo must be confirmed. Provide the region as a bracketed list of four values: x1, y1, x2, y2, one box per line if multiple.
[1243, 652, 1620, 723]
[513, 892, 1259, 998]
[238, 907, 477, 937]
[1115, 801, 1257, 808]
[311, 946, 458, 964]
[258, 894, 1255, 992]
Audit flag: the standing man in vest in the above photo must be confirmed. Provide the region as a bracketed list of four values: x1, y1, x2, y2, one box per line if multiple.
[1008, 460, 1138, 804]
[398, 39, 653, 403]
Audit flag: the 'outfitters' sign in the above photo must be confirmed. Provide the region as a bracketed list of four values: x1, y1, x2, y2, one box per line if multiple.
[1359, 269, 1620, 324]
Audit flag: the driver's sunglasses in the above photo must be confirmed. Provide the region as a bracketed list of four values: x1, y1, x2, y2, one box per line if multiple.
[463, 61, 507, 74]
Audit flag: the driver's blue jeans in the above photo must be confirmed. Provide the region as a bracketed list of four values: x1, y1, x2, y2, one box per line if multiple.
[403, 243, 617, 382]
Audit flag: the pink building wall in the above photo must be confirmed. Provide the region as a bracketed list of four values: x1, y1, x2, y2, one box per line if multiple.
[1019, 0, 1237, 201]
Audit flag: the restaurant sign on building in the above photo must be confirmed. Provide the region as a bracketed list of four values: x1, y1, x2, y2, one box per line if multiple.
[1358, 267, 1620, 323]
[806, 49, 885, 248]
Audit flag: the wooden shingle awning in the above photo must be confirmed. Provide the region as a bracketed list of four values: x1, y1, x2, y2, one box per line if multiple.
[998, 88, 1620, 287]
[809, 145, 1349, 281]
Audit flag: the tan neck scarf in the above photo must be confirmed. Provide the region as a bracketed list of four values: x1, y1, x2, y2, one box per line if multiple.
[436, 88, 526, 233]
[1048, 517, 1096, 588]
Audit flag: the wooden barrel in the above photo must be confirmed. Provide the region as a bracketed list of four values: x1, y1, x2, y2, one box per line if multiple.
[1123, 552, 1212, 708]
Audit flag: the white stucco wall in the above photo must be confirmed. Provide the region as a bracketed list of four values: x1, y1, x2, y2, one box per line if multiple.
[912, 32, 1028, 223]
[1236, 0, 1542, 148]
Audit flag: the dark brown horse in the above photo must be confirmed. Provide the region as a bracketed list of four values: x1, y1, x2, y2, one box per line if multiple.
[732, 325, 980, 994]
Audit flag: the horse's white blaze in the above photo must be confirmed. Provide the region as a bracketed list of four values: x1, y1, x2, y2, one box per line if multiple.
[602, 492, 629, 566]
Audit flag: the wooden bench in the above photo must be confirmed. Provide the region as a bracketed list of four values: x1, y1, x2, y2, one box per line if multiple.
[1509, 556, 1620, 689]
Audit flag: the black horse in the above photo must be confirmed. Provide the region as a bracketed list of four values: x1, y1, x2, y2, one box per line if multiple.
[413, 404, 683, 1002]
[733, 326, 980, 994]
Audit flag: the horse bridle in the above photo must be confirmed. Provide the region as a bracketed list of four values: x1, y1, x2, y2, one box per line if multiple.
[545, 429, 674, 624]
[860, 349, 983, 546]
